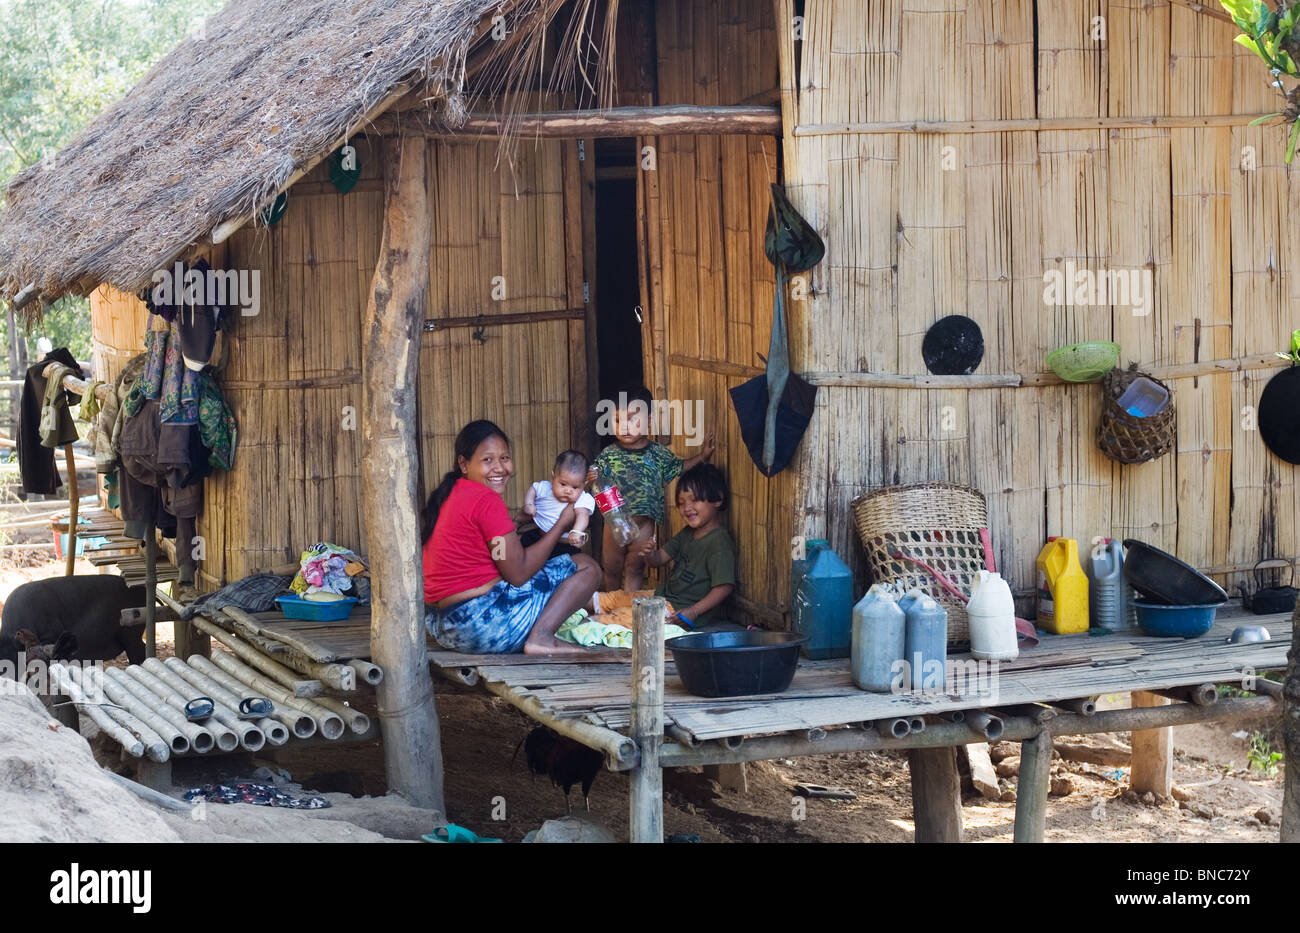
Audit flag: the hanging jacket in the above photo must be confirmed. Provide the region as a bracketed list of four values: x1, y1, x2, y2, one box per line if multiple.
[93, 353, 147, 473]
[16, 348, 81, 494]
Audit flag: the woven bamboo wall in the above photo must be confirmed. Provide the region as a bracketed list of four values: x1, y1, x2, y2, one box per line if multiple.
[776, 0, 1299, 604]
[417, 133, 586, 511]
[646, 0, 790, 619]
[88, 285, 148, 385]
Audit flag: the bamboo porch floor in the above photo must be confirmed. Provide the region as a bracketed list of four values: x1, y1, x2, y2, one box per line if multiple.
[430, 603, 1292, 744]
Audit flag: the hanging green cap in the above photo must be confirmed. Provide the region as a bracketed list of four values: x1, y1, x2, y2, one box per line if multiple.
[330, 144, 361, 194]
[764, 183, 825, 273]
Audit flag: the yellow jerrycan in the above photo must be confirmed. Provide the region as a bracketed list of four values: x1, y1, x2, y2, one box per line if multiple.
[1036, 538, 1090, 634]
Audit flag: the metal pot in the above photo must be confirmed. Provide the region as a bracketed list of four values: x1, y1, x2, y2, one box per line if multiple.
[1238, 559, 1298, 616]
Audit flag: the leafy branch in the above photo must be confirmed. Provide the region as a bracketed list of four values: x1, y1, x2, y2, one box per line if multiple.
[1223, 0, 1300, 159]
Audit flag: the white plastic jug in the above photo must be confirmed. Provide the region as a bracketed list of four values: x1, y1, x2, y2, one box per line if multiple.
[966, 570, 1018, 661]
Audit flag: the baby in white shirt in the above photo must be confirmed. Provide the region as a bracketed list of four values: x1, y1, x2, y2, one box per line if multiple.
[523, 450, 596, 550]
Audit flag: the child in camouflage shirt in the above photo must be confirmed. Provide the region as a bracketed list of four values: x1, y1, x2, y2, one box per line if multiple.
[590, 385, 714, 591]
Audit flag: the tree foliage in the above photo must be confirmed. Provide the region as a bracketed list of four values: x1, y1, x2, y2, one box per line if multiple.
[0, 0, 227, 365]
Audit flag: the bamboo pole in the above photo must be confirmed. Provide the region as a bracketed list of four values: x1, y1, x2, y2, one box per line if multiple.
[223, 607, 355, 690]
[310, 695, 371, 734]
[62, 446, 77, 577]
[372, 105, 782, 139]
[190, 617, 322, 697]
[203, 650, 344, 740]
[64, 664, 169, 762]
[185, 655, 315, 740]
[102, 667, 211, 753]
[123, 666, 240, 753]
[794, 113, 1276, 137]
[629, 596, 665, 843]
[81, 666, 190, 756]
[51, 664, 144, 758]
[141, 658, 265, 752]
[162, 657, 289, 746]
[347, 659, 383, 686]
[1153, 683, 1217, 707]
[481, 678, 637, 767]
[363, 133, 443, 811]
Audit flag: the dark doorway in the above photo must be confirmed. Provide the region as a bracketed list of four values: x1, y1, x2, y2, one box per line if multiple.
[593, 137, 643, 403]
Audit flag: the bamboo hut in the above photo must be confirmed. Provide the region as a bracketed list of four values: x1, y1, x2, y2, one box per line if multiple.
[2, 0, 1297, 803]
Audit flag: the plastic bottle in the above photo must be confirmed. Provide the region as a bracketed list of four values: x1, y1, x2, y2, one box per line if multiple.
[903, 592, 947, 691]
[851, 584, 905, 692]
[791, 541, 854, 659]
[1086, 538, 1134, 633]
[1036, 538, 1089, 634]
[966, 570, 1019, 660]
[592, 469, 637, 547]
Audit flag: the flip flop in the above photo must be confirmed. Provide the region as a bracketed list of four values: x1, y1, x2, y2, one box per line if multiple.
[238, 697, 274, 719]
[184, 697, 215, 723]
[420, 823, 503, 844]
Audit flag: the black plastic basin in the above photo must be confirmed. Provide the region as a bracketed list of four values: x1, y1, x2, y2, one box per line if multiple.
[668, 630, 807, 698]
[1122, 539, 1228, 606]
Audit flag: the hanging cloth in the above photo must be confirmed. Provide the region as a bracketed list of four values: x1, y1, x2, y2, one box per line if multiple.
[730, 185, 824, 476]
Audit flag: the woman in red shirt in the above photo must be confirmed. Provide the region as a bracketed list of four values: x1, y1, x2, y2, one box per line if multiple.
[422, 420, 599, 654]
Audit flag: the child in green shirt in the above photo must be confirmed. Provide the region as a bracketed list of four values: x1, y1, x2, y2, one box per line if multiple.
[639, 463, 736, 626]
[590, 385, 714, 591]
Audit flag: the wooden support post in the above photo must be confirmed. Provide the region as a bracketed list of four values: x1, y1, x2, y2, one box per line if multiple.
[1129, 691, 1172, 796]
[363, 133, 444, 812]
[144, 521, 156, 659]
[1013, 728, 1053, 843]
[1282, 611, 1300, 842]
[908, 747, 962, 842]
[704, 763, 749, 793]
[62, 444, 78, 576]
[630, 596, 665, 842]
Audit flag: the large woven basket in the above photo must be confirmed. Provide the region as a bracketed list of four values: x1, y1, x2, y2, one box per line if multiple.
[850, 482, 988, 646]
[1096, 363, 1176, 465]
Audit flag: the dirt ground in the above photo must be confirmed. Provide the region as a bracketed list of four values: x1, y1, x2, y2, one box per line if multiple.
[240, 687, 1284, 843]
[0, 554, 1284, 843]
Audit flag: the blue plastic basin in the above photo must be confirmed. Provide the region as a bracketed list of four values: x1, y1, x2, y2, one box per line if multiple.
[275, 594, 358, 621]
[1133, 600, 1220, 638]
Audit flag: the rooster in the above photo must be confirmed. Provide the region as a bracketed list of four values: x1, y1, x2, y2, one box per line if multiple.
[515, 726, 604, 813]
[13, 629, 77, 666]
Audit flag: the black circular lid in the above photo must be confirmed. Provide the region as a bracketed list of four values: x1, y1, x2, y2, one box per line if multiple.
[922, 315, 985, 375]
[1259, 366, 1300, 464]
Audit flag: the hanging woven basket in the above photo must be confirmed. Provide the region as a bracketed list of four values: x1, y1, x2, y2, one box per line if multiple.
[1096, 363, 1176, 465]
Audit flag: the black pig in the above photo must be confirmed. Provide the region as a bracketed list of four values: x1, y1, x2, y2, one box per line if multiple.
[0, 576, 147, 671]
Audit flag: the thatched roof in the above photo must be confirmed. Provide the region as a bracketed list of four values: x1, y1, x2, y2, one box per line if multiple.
[0, 0, 557, 306]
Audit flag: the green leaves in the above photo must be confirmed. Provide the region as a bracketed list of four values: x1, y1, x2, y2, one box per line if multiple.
[1287, 118, 1300, 162]
[1225, 0, 1300, 160]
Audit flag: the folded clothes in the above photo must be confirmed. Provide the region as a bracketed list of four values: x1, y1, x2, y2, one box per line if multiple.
[290, 542, 366, 596]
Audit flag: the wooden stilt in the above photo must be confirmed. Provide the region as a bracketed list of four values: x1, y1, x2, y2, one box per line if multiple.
[630, 596, 665, 842]
[1282, 608, 1300, 842]
[363, 133, 444, 812]
[1013, 728, 1053, 843]
[63, 444, 78, 576]
[908, 747, 963, 842]
[1129, 691, 1173, 796]
[704, 762, 749, 793]
[144, 520, 156, 659]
